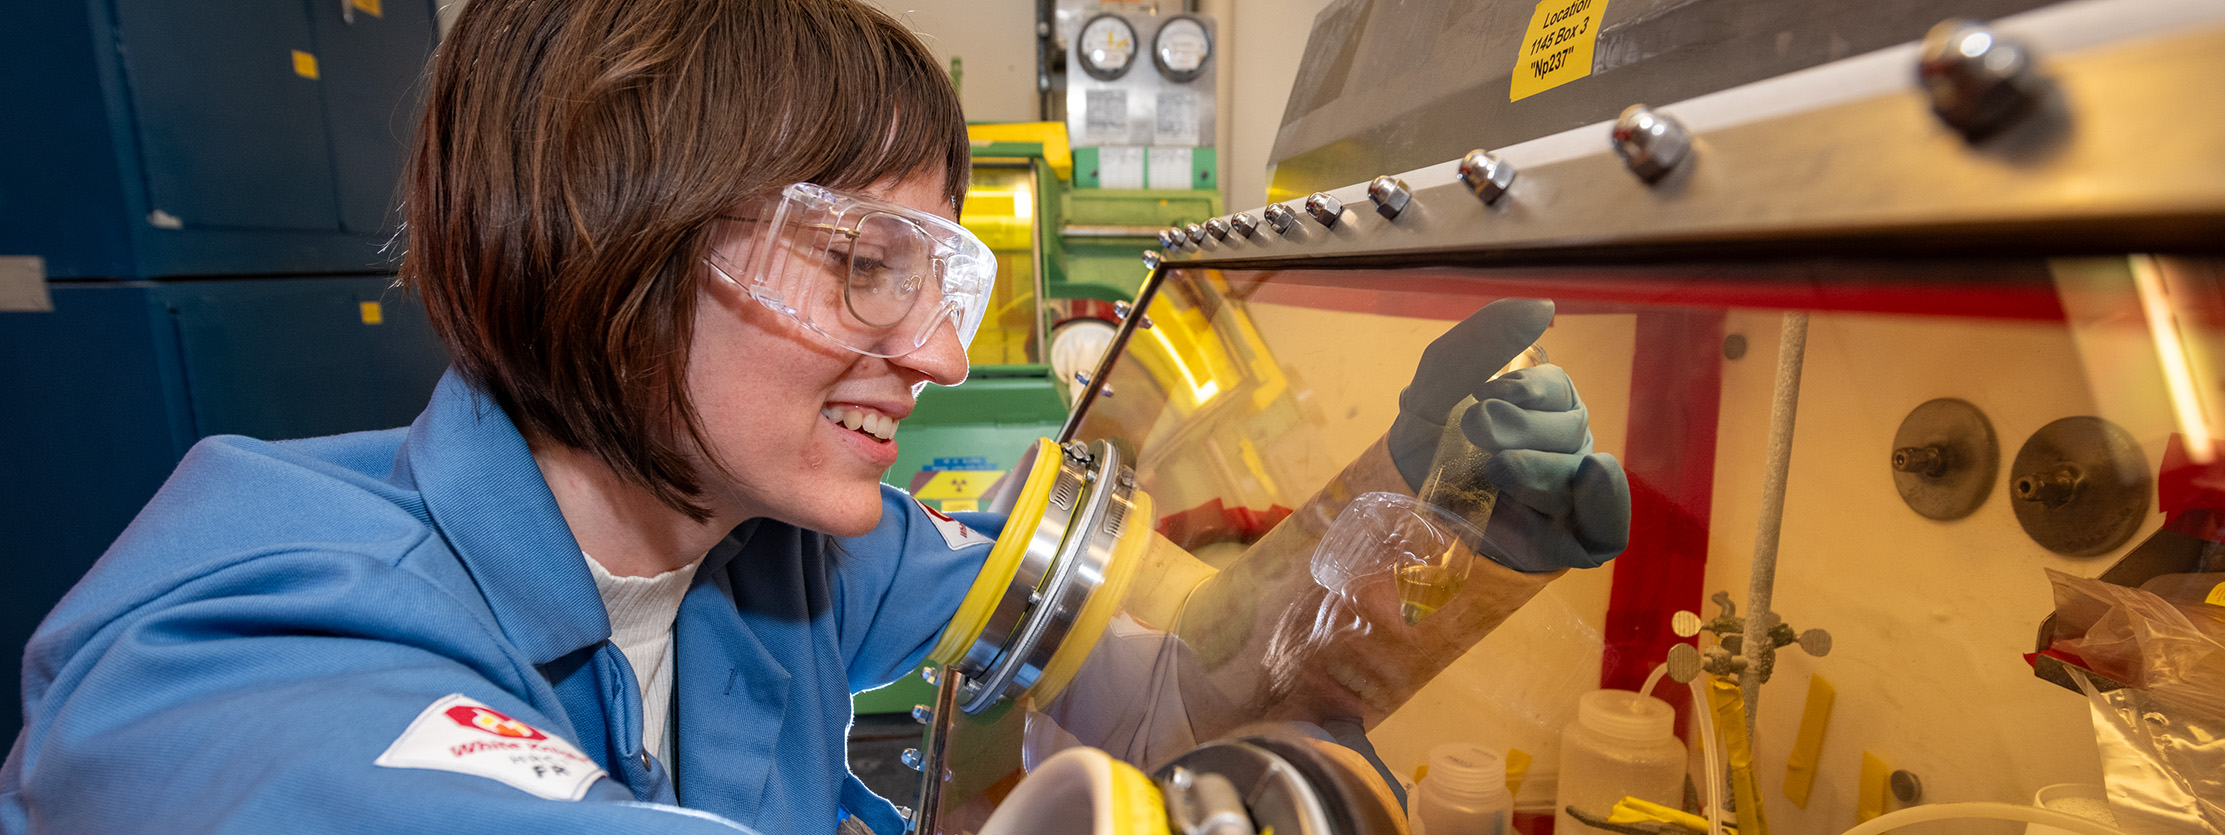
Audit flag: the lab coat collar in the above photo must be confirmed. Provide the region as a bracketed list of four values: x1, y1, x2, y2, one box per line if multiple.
[404, 369, 612, 667]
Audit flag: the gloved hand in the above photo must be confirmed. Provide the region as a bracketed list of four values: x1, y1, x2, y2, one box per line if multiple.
[1387, 298, 1632, 572]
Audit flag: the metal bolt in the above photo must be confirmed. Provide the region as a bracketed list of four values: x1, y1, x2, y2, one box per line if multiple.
[1157, 228, 1183, 249]
[1890, 770, 1924, 803]
[1892, 445, 1949, 477]
[1303, 192, 1343, 227]
[1064, 440, 1094, 462]
[1204, 217, 1232, 240]
[1458, 149, 1517, 204]
[1263, 203, 1299, 235]
[2014, 465, 2081, 507]
[1228, 212, 1259, 238]
[920, 666, 940, 685]
[1119, 469, 1135, 488]
[911, 704, 933, 724]
[1919, 19, 2044, 138]
[1072, 372, 1116, 397]
[1367, 176, 1411, 219]
[1185, 222, 1207, 243]
[901, 748, 923, 771]
[1112, 301, 1153, 328]
[1141, 250, 1162, 270]
[1611, 105, 1693, 183]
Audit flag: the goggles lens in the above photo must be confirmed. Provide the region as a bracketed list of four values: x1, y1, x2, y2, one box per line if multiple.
[706, 183, 994, 359]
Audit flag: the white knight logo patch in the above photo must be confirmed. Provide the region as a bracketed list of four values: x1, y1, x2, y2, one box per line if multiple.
[374, 694, 608, 800]
[919, 500, 992, 550]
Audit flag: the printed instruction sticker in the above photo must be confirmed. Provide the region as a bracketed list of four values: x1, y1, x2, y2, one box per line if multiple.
[1096, 146, 1146, 189]
[375, 694, 607, 801]
[1085, 89, 1130, 141]
[918, 500, 994, 550]
[1509, 0, 1608, 101]
[1147, 147, 1195, 190]
[1153, 91, 1199, 145]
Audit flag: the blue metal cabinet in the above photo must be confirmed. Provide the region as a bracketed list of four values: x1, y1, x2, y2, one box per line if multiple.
[0, 0, 440, 278]
[0, 276, 450, 744]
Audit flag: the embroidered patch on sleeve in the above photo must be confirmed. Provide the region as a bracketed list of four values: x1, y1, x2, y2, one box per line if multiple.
[917, 499, 993, 551]
[374, 694, 608, 801]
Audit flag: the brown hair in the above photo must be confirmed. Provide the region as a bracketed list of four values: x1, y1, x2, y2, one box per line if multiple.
[400, 0, 971, 521]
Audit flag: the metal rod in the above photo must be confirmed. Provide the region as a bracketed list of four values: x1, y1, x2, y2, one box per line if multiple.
[913, 666, 962, 834]
[1742, 311, 1809, 737]
[1056, 255, 1170, 443]
[1061, 225, 1172, 238]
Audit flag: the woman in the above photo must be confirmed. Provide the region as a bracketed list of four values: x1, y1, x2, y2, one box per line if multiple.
[3, 0, 1626, 831]
[8, 1, 991, 832]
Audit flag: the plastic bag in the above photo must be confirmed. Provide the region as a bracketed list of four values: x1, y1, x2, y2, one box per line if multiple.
[2048, 570, 2225, 833]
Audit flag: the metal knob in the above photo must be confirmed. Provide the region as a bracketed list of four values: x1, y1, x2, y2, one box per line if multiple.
[1367, 176, 1411, 219]
[1458, 150, 1517, 204]
[1204, 217, 1232, 240]
[1072, 373, 1114, 397]
[1303, 192, 1343, 227]
[1228, 212, 1259, 238]
[1919, 19, 2045, 138]
[1263, 203, 1299, 235]
[1112, 301, 1153, 328]
[1157, 228, 1183, 249]
[1611, 105, 1692, 183]
[1185, 222, 1207, 243]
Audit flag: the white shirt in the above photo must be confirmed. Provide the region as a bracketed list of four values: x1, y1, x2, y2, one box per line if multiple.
[584, 553, 702, 763]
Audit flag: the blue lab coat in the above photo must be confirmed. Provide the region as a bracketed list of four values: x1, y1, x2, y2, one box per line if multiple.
[2, 371, 995, 834]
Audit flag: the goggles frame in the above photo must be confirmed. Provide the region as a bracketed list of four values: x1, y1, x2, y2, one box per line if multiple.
[704, 182, 996, 360]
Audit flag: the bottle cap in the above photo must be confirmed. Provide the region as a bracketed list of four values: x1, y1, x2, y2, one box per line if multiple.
[1425, 743, 1509, 801]
[1577, 689, 1675, 741]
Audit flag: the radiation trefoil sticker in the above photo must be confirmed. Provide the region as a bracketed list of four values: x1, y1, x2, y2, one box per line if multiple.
[374, 694, 608, 800]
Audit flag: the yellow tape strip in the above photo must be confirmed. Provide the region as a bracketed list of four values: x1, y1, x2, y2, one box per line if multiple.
[1782, 674, 1835, 808]
[926, 438, 1059, 668]
[1505, 748, 1533, 798]
[1706, 677, 1770, 835]
[1857, 752, 1891, 824]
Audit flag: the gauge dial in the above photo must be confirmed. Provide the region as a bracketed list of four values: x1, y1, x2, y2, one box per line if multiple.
[1152, 16, 1212, 82]
[1077, 14, 1138, 81]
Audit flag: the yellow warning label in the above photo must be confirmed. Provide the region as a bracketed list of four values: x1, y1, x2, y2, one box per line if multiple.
[352, 0, 383, 17]
[2207, 582, 2225, 606]
[914, 470, 1004, 503]
[1510, 0, 1608, 101]
[358, 301, 384, 325]
[291, 50, 320, 80]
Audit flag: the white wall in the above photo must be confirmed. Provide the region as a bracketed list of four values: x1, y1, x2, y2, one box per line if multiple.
[867, 0, 1045, 124]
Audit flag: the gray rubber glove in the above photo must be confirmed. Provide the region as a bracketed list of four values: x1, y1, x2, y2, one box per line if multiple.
[1388, 299, 1632, 572]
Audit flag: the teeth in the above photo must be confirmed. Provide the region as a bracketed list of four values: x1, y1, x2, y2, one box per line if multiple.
[821, 406, 900, 441]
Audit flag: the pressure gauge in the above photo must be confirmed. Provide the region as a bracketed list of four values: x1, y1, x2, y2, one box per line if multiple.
[1076, 14, 1138, 81]
[1152, 15, 1212, 82]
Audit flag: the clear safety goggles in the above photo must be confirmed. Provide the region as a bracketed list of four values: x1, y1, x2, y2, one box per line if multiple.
[704, 182, 995, 359]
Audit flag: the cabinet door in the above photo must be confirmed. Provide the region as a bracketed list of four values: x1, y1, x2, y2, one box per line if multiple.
[307, 0, 440, 237]
[112, 0, 342, 232]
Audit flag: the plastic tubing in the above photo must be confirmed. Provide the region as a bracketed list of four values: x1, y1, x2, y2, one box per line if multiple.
[1638, 663, 1726, 835]
[1687, 677, 1725, 835]
[1834, 802, 2133, 835]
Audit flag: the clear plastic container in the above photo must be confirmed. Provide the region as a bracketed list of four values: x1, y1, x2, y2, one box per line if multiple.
[1410, 743, 1514, 835]
[1554, 690, 1686, 835]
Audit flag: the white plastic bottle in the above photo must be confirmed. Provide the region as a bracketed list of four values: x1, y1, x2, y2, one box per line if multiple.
[1553, 690, 1686, 835]
[1408, 743, 1513, 835]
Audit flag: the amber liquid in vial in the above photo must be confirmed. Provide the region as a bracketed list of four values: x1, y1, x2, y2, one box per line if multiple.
[1397, 563, 1464, 625]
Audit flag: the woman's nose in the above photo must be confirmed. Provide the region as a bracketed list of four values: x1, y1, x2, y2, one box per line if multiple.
[898, 317, 971, 387]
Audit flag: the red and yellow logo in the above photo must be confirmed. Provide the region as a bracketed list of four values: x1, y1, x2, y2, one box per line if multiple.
[444, 705, 548, 740]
